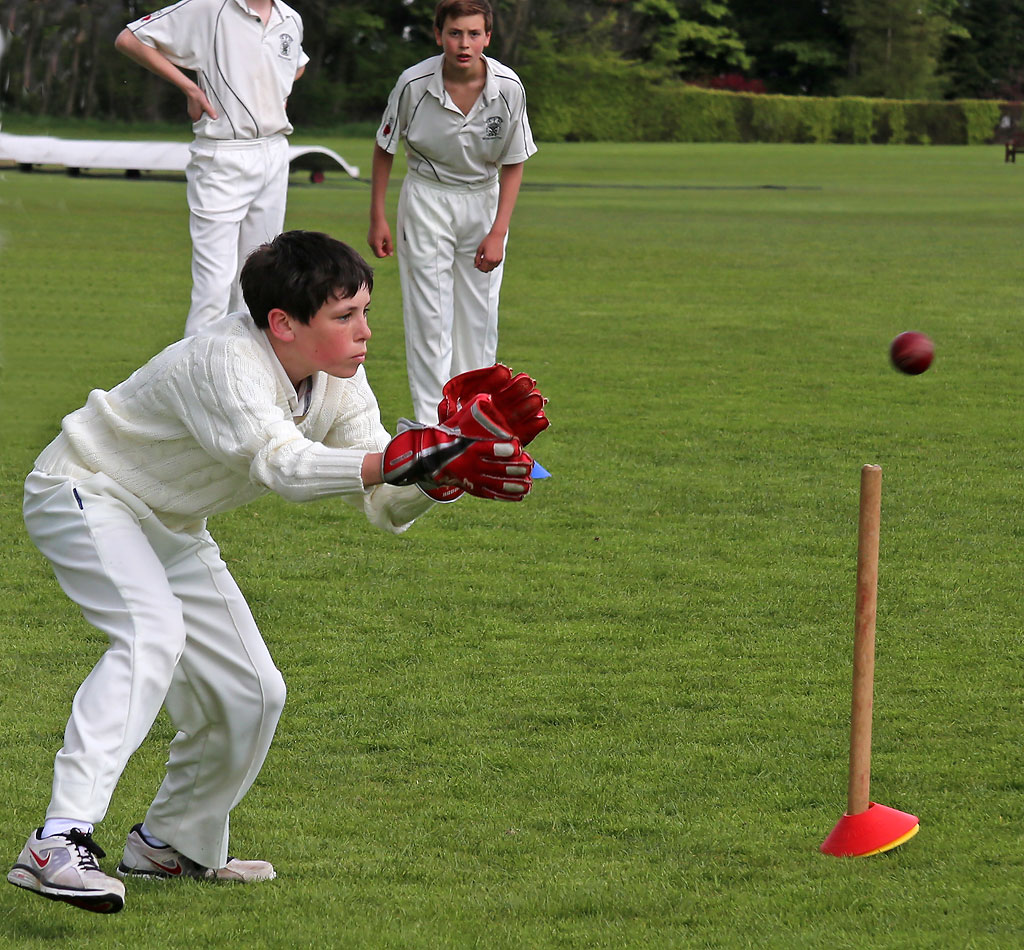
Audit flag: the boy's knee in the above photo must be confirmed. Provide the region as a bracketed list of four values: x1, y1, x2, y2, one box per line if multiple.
[239, 665, 286, 732]
[223, 667, 285, 750]
[134, 613, 188, 674]
[262, 668, 287, 722]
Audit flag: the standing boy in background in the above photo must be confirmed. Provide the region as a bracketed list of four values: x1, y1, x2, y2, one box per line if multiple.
[368, 0, 537, 423]
[115, 0, 307, 337]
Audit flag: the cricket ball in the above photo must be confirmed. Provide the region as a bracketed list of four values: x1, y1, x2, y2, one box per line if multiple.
[889, 331, 934, 375]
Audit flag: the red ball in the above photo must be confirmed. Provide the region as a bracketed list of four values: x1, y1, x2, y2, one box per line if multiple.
[889, 331, 934, 375]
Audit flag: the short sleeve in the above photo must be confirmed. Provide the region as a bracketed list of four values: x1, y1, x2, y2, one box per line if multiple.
[127, 1, 205, 70]
[375, 79, 406, 155]
[498, 83, 538, 166]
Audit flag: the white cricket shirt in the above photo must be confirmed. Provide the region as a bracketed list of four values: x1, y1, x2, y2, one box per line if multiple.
[128, 0, 309, 140]
[33, 314, 433, 535]
[376, 54, 537, 186]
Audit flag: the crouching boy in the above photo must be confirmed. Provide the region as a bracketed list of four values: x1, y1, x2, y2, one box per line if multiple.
[7, 231, 546, 913]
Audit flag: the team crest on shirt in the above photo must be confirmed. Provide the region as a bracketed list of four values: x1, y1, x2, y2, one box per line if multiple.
[483, 116, 504, 139]
[279, 34, 294, 58]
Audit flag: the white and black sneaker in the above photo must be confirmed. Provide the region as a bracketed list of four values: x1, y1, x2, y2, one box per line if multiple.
[8, 827, 125, 913]
[118, 824, 275, 882]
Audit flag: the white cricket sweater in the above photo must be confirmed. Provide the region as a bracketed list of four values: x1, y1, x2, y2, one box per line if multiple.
[33, 314, 433, 534]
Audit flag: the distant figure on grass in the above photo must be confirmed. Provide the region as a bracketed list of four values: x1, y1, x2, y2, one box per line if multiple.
[115, 0, 307, 337]
[368, 0, 537, 423]
[7, 231, 546, 914]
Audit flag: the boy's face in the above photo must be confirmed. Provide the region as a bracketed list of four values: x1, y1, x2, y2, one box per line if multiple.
[435, 14, 491, 74]
[282, 285, 371, 382]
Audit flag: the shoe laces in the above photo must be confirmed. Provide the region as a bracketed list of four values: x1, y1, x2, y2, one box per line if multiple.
[62, 828, 106, 869]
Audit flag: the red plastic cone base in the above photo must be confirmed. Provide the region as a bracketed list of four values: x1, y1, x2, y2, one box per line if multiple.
[820, 802, 919, 857]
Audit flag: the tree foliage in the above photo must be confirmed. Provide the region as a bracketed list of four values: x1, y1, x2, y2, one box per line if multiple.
[1, 0, 1022, 127]
[838, 0, 966, 99]
[617, 1, 750, 77]
[944, 0, 1024, 99]
[729, 0, 847, 95]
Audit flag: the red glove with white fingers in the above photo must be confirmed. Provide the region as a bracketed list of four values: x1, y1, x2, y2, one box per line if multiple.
[381, 416, 532, 502]
[397, 390, 535, 503]
[437, 364, 549, 447]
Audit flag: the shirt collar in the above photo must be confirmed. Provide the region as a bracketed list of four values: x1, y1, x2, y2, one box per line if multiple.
[481, 56, 498, 102]
[252, 319, 307, 418]
[230, 0, 284, 27]
[427, 54, 498, 109]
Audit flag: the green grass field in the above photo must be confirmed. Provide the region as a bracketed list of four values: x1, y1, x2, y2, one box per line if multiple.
[1, 128, 1023, 947]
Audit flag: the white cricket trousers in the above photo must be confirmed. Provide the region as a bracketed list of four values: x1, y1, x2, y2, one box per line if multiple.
[396, 173, 505, 423]
[23, 470, 286, 869]
[184, 134, 290, 338]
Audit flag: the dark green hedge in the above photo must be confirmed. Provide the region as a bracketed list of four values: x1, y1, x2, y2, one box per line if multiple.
[520, 46, 1007, 145]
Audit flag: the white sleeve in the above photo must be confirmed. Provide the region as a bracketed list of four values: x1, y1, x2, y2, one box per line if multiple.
[294, 10, 310, 68]
[173, 341, 436, 531]
[127, 1, 206, 70]
[320, 370, 436, 533]
[499, 80, 538, 165]
[173, 340, 369, 500]
[354, 483, 437, 534]
[375, 75, 408, 155]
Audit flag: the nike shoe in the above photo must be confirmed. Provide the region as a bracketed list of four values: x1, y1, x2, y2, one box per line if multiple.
[7, 827, 125, 913]
[117, 824, 276, 882]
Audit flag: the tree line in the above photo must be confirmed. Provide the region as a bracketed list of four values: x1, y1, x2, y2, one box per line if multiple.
[2, 1, 1023, 128]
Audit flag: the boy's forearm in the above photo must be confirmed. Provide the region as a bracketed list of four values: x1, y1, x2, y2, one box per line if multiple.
[114, 28, 199, 98]
[361, 452, 383, 487]
[369, 145, 394, 222]
[490, 162, 525, 237]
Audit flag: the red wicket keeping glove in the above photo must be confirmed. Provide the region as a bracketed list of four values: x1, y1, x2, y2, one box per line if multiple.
[381, 423, 533, 502]
[437, 364, 550, 447]
[409, 392, 521, 503]
[436, 364, 512, 418]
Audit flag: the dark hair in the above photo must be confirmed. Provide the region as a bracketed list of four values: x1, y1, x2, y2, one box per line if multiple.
[241, 231, 374, 329]
[434, 0, 493, 33]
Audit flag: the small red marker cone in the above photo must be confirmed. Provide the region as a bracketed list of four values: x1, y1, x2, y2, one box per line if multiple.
[821, 802, 919, 857]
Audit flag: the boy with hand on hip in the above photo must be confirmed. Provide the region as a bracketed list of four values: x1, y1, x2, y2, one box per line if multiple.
[115, 0, 307, 338]
[368, 0, 537, 424]
[7, 231, 546, 914]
